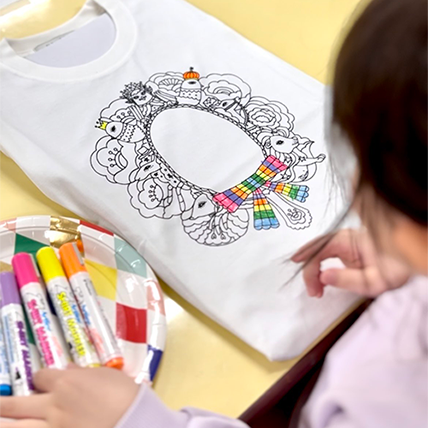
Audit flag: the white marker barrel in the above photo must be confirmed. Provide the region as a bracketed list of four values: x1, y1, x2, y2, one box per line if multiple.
[12, 253, 69, 369]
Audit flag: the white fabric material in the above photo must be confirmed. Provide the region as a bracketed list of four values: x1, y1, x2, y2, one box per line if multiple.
[0, 0, 359, 359]
[300, 275, 428, 428]
[27, 14, 116, 67]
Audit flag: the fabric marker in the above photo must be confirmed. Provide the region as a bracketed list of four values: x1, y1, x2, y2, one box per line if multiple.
[25, 258, 71, 366]
[43, 283, 71, 361]
[59, 242, 124, 369]
[0, 320, 12, 396]
[0, 319, 12, 396]
[0, 272, 34, 396]
[23, 310, 42, 375]
[12, 253, 69, 369]
[36, 247, 100, 368]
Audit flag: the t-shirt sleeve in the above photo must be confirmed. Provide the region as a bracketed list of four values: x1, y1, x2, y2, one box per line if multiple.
[115, 385, 250, 428]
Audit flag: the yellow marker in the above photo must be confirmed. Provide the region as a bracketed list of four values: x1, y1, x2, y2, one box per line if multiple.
[36, 247, 100, 368]
[59, 243, 124, 370]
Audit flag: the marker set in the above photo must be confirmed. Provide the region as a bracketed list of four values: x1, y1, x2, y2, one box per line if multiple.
[0, 242, 123, 396]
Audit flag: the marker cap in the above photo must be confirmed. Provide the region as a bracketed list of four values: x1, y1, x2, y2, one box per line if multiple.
[36, 247, 66, 282]
[11, 253, 40, 289]
[59, 242, 87, 279]
[0, 272, 21, 308]
[105, 357, 124, 370]
[0, 385, 12, 396]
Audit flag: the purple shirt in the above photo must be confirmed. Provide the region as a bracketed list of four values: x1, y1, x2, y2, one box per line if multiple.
[116, 276, 428, 428]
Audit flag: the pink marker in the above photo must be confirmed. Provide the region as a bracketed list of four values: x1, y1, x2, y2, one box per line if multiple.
[12, 253, 69, 369]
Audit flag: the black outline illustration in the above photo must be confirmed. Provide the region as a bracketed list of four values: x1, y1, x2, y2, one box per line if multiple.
[90, 68, 326, 246]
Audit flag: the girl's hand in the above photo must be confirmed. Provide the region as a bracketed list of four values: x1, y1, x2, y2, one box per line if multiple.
[0, 365, 140, 428]
[291, 229, 411, 298]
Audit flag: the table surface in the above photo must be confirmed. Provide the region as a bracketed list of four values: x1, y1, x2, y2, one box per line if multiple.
[0, 0, 361, 418]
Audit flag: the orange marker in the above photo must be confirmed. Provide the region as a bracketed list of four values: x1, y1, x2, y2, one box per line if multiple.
[36, 247, 100, 368]
[59, 243, 123, 370]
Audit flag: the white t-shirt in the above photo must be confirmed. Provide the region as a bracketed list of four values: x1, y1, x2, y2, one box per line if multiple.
[0, 0, 358, 360]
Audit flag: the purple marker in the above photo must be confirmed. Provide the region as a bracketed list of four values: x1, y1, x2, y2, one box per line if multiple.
[0, 272, 34, 396]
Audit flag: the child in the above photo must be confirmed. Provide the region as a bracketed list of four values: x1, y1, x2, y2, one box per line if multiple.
[1, 0, 426, 427]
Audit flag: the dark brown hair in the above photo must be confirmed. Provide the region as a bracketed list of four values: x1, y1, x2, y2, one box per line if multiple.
[333, 0, 427, 226]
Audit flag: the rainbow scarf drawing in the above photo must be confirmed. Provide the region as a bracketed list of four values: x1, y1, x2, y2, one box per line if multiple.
[213, 155, 309, 230]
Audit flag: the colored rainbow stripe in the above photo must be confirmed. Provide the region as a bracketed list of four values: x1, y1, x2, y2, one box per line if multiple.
[213, 156, 287, 213]
[253, 189, 279, 230]
[265, 182, 309, 202]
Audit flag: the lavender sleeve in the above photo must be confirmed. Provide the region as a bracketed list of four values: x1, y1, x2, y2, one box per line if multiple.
[115, 385, 249, 428]
[299, 276, 428, 428]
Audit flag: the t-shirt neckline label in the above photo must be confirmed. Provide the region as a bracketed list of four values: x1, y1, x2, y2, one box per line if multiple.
[0, 0, 137, 82]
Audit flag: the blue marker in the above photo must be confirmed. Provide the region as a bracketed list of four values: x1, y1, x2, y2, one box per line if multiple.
[0, 318, 12, 396]
[0, 326, 12, 395]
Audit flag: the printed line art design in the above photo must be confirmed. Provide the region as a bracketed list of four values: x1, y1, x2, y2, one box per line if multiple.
[91, 68, 326, 246]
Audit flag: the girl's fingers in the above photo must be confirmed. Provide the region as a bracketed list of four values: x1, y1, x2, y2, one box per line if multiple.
[293, 228, 404, 298]
[319, 267, 385, 296]
[300, 233, 363, 297]
[0, 419, 49, 428]
[302, 255, 324, 297]
[66, 362, 81, 370]
[320, 268, 366, 294]
[292, 230, 361, 266]
[33, 368, 69, 393]
[0, 395, 50, 420]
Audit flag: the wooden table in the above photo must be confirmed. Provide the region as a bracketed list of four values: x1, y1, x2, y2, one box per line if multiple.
[0, 0, 361, 418]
